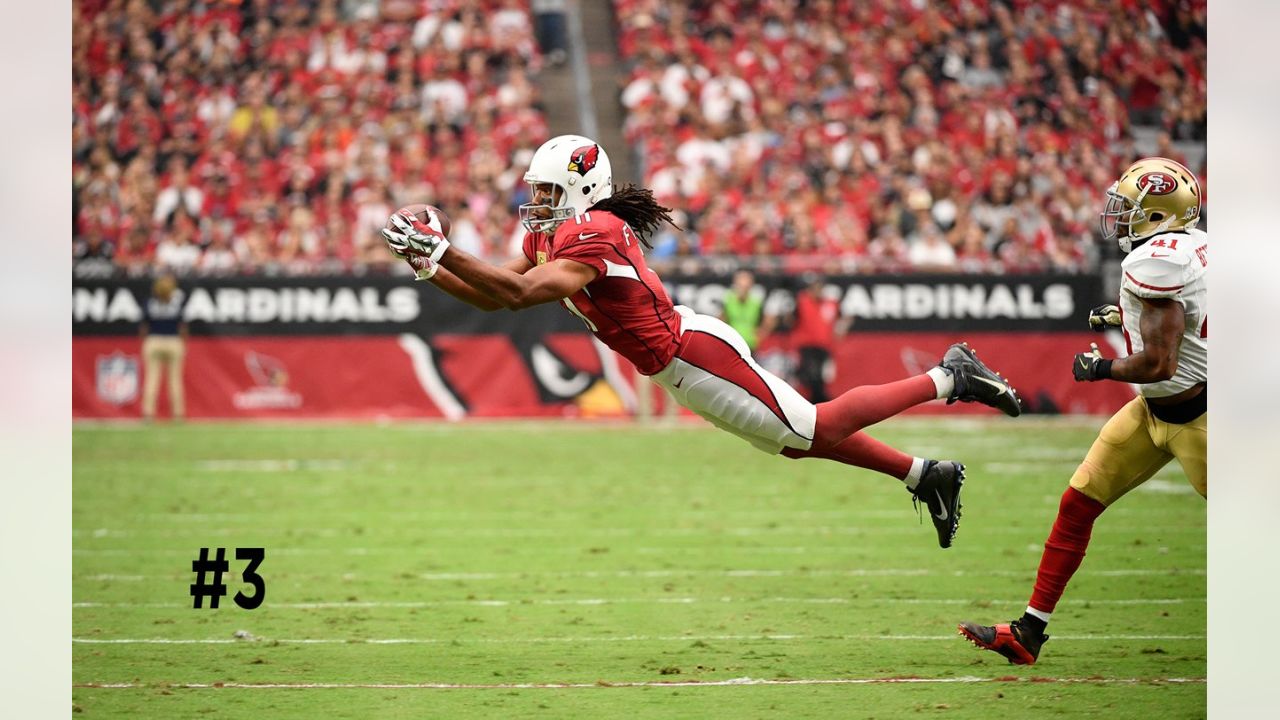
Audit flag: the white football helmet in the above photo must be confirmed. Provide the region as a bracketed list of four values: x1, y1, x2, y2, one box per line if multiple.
[519, 135, 613, 233]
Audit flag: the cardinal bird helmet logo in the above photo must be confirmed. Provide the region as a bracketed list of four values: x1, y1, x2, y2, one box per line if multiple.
[567, 144, 600, 176]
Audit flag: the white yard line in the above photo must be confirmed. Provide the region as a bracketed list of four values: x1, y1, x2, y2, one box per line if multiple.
[73, 633, 1205, 645]
[416, 568, 1203, 580]
[72, 530, 1206, 556]
[95, 502, 1191, 528]
[984, 462, 1187, 480]
[73, 416, 1108, 429]
[73, 597, 1201, 610]
[75, 512, 1203, 540]
[1138, 479, 1200, 495]
[73, 567, 1205, 581]
[74, 676, 1206, 690]
[196, 459, 354, 472]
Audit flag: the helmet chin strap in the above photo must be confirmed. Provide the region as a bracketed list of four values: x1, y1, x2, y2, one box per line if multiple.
[1145, 218, 1174, 238]
[1122, 218, 1173, 254]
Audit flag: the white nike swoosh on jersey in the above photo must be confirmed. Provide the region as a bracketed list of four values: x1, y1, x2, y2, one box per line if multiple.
[933, 489, 948, 521]
[579, 232, 601, 240]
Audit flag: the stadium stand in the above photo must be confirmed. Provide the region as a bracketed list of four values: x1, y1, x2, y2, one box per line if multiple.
[73, 0, 550, 275]
[613, 0, 1206, 273]
[72, 0, 1205, 276]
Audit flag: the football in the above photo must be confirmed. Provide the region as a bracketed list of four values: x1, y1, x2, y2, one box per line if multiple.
[388, 203, 451, 237]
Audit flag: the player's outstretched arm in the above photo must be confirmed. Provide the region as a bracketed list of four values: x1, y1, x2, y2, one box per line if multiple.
[381, 213, 535, 311]
[422, 256, 533, 312]
[441, 245, 596, 310]
[381, 211, 596, 310]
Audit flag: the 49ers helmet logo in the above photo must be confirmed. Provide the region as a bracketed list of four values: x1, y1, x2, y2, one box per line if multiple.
[567, 144, 600, 176]
[1138, 172, 1176, 195]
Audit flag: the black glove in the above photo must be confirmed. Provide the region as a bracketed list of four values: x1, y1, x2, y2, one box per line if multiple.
[1088, 304, 1122, 332]
[1072, 343, 1112, 382]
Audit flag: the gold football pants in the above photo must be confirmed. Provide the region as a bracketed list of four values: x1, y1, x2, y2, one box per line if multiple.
[1069, 396, 1207, 505]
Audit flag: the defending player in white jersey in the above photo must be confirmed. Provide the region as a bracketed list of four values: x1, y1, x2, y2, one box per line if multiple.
[959, 157, 1207, 664]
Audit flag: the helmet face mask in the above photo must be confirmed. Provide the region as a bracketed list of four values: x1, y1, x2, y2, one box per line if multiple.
[1098, 157, 1201, 254]
[1099, 181, 1150, 254]
[518, 135, 613, 234]
[519, 181, 575, 234]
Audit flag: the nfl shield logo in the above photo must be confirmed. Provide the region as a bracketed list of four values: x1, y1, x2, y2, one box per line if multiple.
[97, 353, 139, 405]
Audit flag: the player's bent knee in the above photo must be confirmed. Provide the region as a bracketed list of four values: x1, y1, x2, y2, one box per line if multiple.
[1068, 462, 1115, 506]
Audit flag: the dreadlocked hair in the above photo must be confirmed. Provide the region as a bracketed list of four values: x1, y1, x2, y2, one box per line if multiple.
[587, 184, 679, 249]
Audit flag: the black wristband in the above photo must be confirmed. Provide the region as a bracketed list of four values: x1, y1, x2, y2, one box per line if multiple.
[1095, 358, 1114, 380]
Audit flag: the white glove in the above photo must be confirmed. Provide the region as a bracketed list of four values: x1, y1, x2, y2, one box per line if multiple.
[380, 210, 450, 263]
[406, 255, 438, 281]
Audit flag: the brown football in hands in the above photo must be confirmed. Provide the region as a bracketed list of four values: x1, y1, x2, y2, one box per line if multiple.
[387, 204, 451, 237]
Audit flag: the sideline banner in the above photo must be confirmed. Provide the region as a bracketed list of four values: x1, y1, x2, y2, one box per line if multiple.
[73, 273, 1129, 419]
[72, 272, 1103, 336]
[73, 332, 1133, 420]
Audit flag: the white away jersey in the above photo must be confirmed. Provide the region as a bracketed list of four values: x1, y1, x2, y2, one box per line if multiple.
[1118, 228, 1208, 398]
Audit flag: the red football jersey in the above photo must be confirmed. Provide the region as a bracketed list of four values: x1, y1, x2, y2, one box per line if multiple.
[522, 211, 681, 375]
[790, 292, 839, 351]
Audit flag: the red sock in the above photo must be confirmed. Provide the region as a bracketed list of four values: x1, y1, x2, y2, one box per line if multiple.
[812, 375, 936, 449]
[1028, 487, 1107, 614]
[782, 432, 914, 479]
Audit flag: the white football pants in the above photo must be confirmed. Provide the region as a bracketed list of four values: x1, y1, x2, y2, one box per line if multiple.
[650, 307, 816, 454]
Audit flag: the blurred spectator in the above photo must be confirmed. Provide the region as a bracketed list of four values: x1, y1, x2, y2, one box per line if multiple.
[154, 210, 203, 274]
[908, 224, 958, 271]
[531, 0, 569, 67]
[790, 274, 845, 404]
[352, 183, 395, 263]
[236, 222, 278, 269]
[720, 269, 769, 352]
[153, 159, 204, 226]
[277, 207, 323, 265]
[198, 220, 239, 275]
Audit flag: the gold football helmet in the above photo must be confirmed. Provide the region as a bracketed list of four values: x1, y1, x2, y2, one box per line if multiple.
[1099, 157, 1201, 253]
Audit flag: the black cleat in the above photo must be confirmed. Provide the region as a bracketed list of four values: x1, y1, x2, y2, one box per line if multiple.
[911, 460, 964, 548]
[957, 619, 1048, 665]
[939, 342, 1023, 417]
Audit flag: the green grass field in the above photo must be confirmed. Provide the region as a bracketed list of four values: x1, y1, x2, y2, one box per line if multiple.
[72, 418, 1206, 718]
